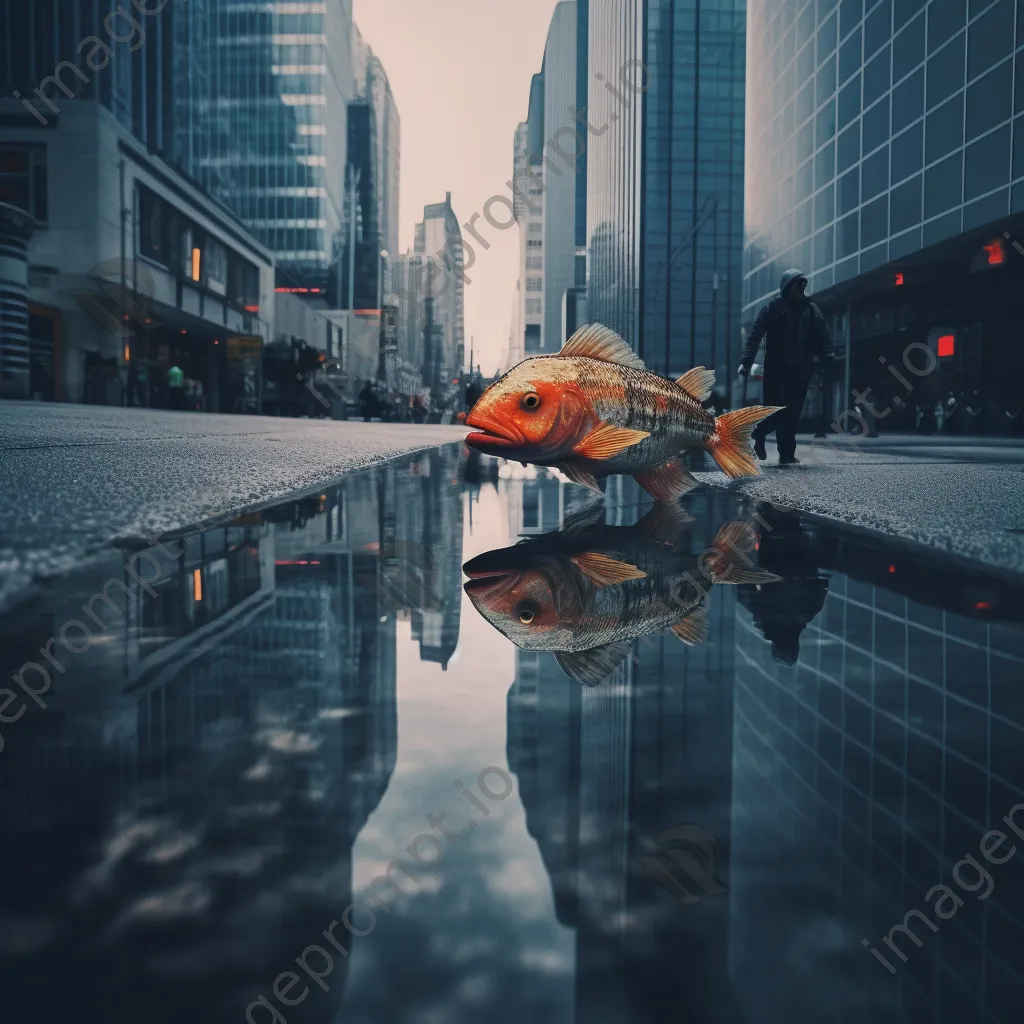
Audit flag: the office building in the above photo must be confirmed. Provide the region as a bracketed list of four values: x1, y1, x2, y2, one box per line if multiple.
[743, 0, 1024, 435]
[0, 97, 274, 406]
[337, 24, 401, 312]
[414, 193, 465, 392]
[541, 2, 580, 353]
[388, 251, 432, 392]
[510, 4, 580, 358]
[203, 0, 356, 292]
[587, 0, 746, 383]
[510, 117, 539, 364]
[0, 0, 372, 406]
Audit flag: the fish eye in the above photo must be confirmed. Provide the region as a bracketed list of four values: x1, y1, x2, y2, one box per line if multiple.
[516, 601, 538, 624]
[520, 392, 541, 411]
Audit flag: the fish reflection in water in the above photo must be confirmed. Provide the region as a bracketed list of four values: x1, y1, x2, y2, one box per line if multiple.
[464, 500, 780, 685]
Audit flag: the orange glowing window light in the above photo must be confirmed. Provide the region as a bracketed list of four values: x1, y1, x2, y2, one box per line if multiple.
[191, 247, 201, 281]
[193, 569, 203, 602]
[937, 334, 955, 357]
[894, 272, 904, 286]
[124, 343, 131, 362]
[984, 240, 1004, 265]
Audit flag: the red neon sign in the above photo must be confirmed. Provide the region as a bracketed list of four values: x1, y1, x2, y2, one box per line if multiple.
[894, 272, 904, 286]
[983, 240, 1005, 265]
[937, 334, 955, 357]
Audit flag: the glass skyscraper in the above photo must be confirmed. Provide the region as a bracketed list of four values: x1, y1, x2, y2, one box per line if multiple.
[587, 0, 747, 383]
[0, 0, 357, 293]
[0, 0, 214, 167]
[337, 34, 401, 311]
[205, 0, 356, 291]
[743, 0, 1024, 436]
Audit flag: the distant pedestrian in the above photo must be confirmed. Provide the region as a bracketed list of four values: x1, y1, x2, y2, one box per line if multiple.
[359, 381, 375, 421]
[738, 268, 832, 465]
[167, 365, 185, 411]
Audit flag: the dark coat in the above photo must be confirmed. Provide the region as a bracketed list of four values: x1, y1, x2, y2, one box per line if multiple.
[741, 296, 833, 375]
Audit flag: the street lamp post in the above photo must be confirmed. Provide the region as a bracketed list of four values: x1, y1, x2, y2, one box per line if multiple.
[376, 249, 389, 383]
[710, 196, 720, 393]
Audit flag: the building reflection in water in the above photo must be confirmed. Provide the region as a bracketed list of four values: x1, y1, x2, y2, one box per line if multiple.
[0, 447, 464, 1024]
[730, 504, 1024, 1022]
[2, 446, 1024, 1024]
[503, 472, 1024, 1023]
[505, 470, 750, 1022]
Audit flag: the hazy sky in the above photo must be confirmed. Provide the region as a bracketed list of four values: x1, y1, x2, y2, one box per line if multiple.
[353, 0, 561, 375]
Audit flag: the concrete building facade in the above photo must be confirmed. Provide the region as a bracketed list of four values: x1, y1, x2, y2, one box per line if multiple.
[0, 100, 274, 408]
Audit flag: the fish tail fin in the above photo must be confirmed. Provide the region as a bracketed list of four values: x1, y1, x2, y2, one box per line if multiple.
[706, 406, 784, 478]
[705, 521, 781, 584]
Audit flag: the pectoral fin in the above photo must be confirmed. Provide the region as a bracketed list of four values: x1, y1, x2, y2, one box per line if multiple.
[573, 423, 651, 460]
[672, 608, 710, 646]
[554, 641, 632, 686]
[571, 551, 647, 587]
[634, 459, 700, 502]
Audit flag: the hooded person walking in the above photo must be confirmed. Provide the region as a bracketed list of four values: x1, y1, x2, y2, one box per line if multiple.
[737, 268, 833, 465]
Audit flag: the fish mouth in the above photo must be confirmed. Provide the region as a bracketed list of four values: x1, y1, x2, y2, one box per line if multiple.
[465, 412, 522, 449]
[462, 565, 516, 600]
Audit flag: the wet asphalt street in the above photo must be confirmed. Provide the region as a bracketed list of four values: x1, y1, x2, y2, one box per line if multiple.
[0, 402, 464, 611]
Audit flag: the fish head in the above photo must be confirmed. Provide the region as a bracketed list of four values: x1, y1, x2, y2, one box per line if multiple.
[463, 545, 583, 650]
[464, 359, 590, 460]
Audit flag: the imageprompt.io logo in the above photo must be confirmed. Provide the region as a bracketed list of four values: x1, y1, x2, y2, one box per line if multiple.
[635, 824, 728, 904]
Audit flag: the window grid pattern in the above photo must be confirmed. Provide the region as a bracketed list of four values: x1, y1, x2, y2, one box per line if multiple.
[743, 0, 1024, 324]
[734, 570, 1024, 1015]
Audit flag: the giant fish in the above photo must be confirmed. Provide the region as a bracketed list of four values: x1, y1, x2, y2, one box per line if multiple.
[464, 323, 783, 500]
[463, 503, 779, 685]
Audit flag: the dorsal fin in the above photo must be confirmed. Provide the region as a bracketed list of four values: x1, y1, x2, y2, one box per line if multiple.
[560, 324, 646, 370]
[676, 366, 715, 402]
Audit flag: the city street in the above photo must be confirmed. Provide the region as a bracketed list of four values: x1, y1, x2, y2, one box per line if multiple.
[6, 401, 1023, 618]
[0, 401, 463, 612]
[2, 0, 1024, 1018]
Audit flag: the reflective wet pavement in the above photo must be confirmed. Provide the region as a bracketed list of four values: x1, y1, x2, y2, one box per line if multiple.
[1, 443, 1023, 1024]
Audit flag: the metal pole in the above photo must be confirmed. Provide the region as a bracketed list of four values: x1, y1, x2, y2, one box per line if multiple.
[347, 170, 357, 310]
[688, 0, 703, 372]
[843, 301, 852, 429]
[710, 275, 718, 385]
[377, 251, 388, 383]
[710, 199, 719, 382]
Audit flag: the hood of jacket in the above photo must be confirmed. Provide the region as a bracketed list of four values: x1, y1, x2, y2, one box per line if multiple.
[779, 268, 807, 297]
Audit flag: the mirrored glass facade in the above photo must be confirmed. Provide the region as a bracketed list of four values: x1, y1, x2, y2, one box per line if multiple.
[743, 0, 1024, 313]
[586, 0, 645, 348]
[587, 0, 747, 383]
[206, 0, 356, 289]
[0, 0, 215, 173]
[0, 0, 357, 292]
[743, 0, 1024, 436]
